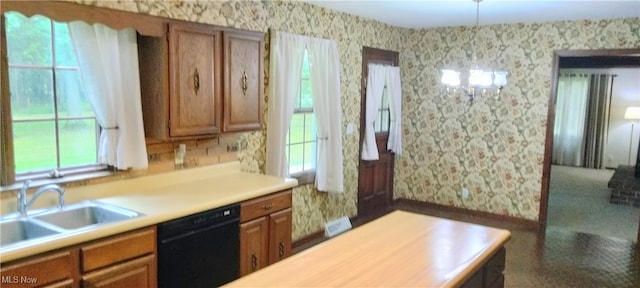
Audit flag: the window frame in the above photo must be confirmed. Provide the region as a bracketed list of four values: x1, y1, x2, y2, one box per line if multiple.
[286, 50, 317, 185]
[374, 84, 391, 133]
[2, 12, 107, 184]
[0, 1, 164, 186]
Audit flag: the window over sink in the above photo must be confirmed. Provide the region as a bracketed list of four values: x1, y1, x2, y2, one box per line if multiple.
[2, 9, 149, 184]
[5, 12, 100, 176]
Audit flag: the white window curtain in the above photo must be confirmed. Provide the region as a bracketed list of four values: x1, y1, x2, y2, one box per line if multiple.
[308, 38, 343, 193]
[265, 31, 306, 178]
[265, 30, 344, 193]
[69, 22, 148, 169]
[552, 73, 589, 166]
[362, 64, 403, 160]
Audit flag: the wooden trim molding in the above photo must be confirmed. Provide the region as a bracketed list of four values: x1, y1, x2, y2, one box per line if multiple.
[395, 199, 542, 230]
[0, 14, 15, 185]
[0, 1, 165, 37]
[293, 198, 541, 253]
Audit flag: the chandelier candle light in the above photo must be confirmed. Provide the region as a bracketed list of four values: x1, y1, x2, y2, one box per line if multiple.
[441, 0, 508, 102]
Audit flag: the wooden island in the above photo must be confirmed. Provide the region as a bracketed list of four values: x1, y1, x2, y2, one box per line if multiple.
[225, 210, 511, 287]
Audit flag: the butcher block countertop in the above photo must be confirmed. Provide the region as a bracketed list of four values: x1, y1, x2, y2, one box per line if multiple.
[0, 162, 297, 263]
[226, 210, 511, 288]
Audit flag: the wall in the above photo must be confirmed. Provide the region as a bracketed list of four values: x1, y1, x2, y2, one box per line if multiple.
[397, 19, 640, 220]
[33, 1, 640, 239]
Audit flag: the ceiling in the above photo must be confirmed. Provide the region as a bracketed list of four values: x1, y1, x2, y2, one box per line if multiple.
[303, 0, 640, 29]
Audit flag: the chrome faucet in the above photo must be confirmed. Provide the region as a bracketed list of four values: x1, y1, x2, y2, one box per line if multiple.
[17, 180, 65, 216]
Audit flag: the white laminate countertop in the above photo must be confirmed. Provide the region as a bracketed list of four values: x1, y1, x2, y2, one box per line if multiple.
[225, 211, 511, 288]
[0, 162, 298, 263]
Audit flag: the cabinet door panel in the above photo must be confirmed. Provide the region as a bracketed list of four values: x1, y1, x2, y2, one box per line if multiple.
[0, 250, 76, 288]
[239, 217, 269, 276]
[81, 254, 156, 288]
[169, 23, 222, 137]
[223, 31, 263, 132]
[268, 208, 292, 264]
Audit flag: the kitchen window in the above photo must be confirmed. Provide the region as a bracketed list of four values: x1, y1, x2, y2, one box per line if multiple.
[375, 85, 390, 133]
[5, 12, 101, 178]
[286, 50, 317, 183]
[2, 10, 149, 186]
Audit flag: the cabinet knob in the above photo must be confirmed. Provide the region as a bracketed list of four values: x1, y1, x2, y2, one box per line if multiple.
[194, 68, 200, 95]
[262, 203, 273, 210]
[241, 71, 248, 95]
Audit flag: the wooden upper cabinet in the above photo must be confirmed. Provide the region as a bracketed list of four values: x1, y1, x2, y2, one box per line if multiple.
[222, 30, 264, 132]
[139, 21, 265, 140]
[168, 23, 222, 137]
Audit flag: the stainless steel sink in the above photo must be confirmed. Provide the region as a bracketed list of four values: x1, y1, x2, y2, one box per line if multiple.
[33, 201, 142, 230]
[0, 219, 61, 246]
[0, 201, 142, 250]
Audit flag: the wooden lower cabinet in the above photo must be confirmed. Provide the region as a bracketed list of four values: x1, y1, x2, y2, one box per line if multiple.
[80, 228, 157, 288]
[0, 227, 157, 288]
[239, 217, 269, 275]
[239, 190, 292, 277]
[461, 247, 506, 288]
[268, 208, 292, 264]
[0, 250, 78, 288]
[82, 255, 156, 288]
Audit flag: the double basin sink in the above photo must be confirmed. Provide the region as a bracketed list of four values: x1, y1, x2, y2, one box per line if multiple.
[1, 201, 142, 249]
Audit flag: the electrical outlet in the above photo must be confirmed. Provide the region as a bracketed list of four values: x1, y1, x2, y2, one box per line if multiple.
[462, 188, 469, 199]
[227, 144, 239, 152]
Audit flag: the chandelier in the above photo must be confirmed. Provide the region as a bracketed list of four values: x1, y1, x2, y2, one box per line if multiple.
[441, 0, 508, 102]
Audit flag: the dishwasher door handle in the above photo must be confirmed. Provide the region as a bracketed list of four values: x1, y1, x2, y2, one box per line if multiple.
[159, 218, 239, 244]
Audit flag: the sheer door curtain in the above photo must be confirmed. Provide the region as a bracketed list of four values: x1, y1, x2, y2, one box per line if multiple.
[553, 73, 615, 169]
[362, 64, 402, 160]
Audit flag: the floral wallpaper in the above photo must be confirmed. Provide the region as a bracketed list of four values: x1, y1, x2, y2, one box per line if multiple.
[64, 0, 639, 239]
[397, 19, 640, 220]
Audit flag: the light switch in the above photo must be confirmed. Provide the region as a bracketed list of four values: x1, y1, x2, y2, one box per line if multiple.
[346, 122, 355, 135]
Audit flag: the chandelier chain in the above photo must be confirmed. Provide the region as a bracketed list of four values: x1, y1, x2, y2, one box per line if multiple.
[472, 0, 481, 65]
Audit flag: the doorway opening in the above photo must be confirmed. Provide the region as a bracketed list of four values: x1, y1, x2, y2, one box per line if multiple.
[540, 48, 640, 242]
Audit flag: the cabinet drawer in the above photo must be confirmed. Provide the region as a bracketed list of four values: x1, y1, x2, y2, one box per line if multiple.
[0, 250, 76, 288]
[240, 190, 292, 222]
[82, 254, 156, 288]
[81, 227, 156, 273]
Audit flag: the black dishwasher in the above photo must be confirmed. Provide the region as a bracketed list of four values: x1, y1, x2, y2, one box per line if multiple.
[157, 204, 240, 288]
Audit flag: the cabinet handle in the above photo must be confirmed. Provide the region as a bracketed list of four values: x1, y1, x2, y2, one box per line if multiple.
[251, 254, 258, 270]
[241, 71, 248, 95]
[279, 242, 285, 258]
[194, 68, 200, 95]
[262, 203, 272, 210]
